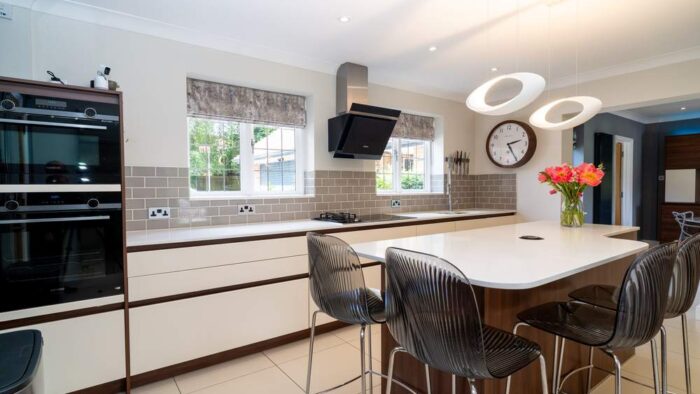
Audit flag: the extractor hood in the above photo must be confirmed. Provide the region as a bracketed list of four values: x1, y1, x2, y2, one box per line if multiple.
[328, 63, 401, 159]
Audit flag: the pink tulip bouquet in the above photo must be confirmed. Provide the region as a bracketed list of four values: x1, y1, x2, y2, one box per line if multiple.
[538, 163, 605, 227]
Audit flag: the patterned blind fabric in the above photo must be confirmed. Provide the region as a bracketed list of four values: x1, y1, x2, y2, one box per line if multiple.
[186, 78, 306, 127]
[392, 113, 435, 141]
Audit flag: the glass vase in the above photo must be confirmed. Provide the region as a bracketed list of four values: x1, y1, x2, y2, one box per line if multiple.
[561, 197, 584, 227]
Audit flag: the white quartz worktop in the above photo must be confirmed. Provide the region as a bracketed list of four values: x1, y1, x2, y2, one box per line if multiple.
[126, 209, 515, 248]
[352, 221, 648, 290]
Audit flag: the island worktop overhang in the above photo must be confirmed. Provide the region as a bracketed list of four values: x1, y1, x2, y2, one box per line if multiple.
[351, 221, 648, 290]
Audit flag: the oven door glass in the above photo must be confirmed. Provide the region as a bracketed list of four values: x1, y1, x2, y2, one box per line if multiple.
[0, 115, 121, 185]
[0, 210, 123, 312]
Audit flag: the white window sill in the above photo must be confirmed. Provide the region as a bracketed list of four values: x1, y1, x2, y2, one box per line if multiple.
[189, 193, 312, 201]
[376, 191, 444, 196]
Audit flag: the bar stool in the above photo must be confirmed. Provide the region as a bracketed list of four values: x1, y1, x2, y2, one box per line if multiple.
[569, 234, 700, 394]
[673, 211, 700, 241]
[305, 233, 419, 394]
[384, 247, 549, 394]
[507, 242, 677, 394]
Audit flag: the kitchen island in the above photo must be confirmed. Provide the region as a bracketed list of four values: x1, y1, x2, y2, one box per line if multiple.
[352, 221, 648, 394]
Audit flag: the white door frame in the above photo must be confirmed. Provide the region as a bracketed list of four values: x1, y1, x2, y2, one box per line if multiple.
[612, 136, 634, 226]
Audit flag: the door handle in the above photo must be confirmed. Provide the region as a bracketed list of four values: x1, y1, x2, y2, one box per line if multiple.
[0, 215, 111, 224]
[0, 118, 108, 130]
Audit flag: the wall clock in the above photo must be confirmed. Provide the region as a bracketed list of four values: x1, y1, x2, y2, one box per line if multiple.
[486, 120, 537, 168]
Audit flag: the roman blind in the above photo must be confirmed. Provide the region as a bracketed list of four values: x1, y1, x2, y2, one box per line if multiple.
[392, 113, 435, 141]
[186, 78, 307, 127]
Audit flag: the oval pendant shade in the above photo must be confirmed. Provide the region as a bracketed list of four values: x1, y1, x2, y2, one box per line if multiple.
[529, 96, 602, 131]
[466, 72, 546, 116]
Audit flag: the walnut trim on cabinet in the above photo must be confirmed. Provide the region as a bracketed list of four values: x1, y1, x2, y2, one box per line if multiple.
[126, 212, 516, 253]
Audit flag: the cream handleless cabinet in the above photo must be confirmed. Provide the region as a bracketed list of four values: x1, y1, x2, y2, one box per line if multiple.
[0, 311, 126, 394]
[129, 279, 308, 374]
[126, 214, 516, 377]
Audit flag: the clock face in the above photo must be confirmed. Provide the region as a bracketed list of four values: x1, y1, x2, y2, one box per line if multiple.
[486, 121, 537, 168]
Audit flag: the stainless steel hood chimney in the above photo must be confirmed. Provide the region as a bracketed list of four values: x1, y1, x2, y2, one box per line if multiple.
[328, 63, 401, 159]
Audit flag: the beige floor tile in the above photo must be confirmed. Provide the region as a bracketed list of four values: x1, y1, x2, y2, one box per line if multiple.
[175, 353, 274, 393]
[278, 343, 368, 394]
[264, 332, 346, 364]
[132, 378, 181, 394]
[664, 315, 700, 333]
[192, 367, 303, 394]
[624, 344, 697, 393]
[336, 325, 382, 364]
[590, 374, 656, 394]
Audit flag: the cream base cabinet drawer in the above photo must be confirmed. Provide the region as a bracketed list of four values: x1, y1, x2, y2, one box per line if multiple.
[310, 264, 383, 326]
[455, 215, 516, 231]
[0, 311, 126, 394]
[130, 279, 309, 374]
[416, 222, 456, 235]
[128, 255, 308, 302]
[128, 236, 307, 277]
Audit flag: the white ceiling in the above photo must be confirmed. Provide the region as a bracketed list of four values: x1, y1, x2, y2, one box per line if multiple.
[612, 98, 700, 124]
[13, 0, 700, 101]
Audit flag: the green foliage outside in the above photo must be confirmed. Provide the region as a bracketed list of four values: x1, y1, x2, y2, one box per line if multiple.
[376, 174, 424, 191]
[188, 117, 277, 192]
[400, 174, 424, 190]
[376, 177, 392, 190]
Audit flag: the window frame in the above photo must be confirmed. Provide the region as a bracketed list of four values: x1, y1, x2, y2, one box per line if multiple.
[187, 117, 305, 198]
[376, 137, 432, 195]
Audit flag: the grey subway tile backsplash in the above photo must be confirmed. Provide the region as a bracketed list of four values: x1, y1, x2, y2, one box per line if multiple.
[124, 166, 516, 231]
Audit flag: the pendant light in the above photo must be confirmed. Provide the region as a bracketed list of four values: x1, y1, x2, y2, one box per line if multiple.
[466, 1, 545, 116]
[529, 0, 601, 131]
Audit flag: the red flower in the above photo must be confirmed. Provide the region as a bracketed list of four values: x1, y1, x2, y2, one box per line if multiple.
[538, 173, 548, 183]
[575, 163, 605, 187]
[548, 164, 573, 184]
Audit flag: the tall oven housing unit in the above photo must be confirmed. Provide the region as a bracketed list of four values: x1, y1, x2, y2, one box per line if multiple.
[0, 77, 125, 314]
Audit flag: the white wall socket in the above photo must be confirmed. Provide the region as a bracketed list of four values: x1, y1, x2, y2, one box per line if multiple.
[391, 199, 401, 208]
[238, 204, 256, 215]
[0, 3, 13, 20]
[148, 207, 170, 220]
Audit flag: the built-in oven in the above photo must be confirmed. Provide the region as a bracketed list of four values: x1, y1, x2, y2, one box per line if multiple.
[0, 89, 121, 187]
[0, 192, 123, 312]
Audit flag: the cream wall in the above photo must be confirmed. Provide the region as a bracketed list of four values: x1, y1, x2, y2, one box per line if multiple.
[0, 7, 473, 173]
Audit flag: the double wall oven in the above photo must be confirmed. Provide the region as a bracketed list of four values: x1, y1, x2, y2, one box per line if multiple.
[0, 78, 124, 313]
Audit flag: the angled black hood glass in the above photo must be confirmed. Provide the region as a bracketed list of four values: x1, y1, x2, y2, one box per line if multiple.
[328, 103, 400, 160]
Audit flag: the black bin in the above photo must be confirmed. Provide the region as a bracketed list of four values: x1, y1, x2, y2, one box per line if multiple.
[0, 330, 43, 394]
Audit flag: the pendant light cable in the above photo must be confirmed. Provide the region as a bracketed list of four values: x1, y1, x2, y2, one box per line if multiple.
[575, 0, 580, 95]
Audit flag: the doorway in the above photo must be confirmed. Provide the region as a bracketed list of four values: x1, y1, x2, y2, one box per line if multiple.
[593, 132, 634, 225]
[613, 136, 634, 226]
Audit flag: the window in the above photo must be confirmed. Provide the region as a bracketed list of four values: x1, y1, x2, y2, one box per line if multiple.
[375, 137, 431, 193]
[188, 117, 302, 196]
[186, 78, 307, 197]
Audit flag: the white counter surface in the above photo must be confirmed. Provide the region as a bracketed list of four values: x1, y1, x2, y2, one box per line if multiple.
[351, 221, 648, 290]
[126, 209, 515, 248]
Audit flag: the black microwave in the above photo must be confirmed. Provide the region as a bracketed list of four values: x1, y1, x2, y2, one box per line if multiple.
[0, 192, 124, 312]
[0, 89, 121, 186]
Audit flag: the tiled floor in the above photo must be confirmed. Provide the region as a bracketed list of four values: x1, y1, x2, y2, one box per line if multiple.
[134, 315, 699, 393]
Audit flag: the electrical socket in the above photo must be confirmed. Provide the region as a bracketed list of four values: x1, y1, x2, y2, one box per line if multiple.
[391, 199, 401, 208]
[0, 3, 13, 20]
[148, 207, 170, 220]
[237, 204, 256, 215]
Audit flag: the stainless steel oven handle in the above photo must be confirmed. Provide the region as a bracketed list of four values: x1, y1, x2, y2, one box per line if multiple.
[0, 215, 111, 224]
[0, 118, 108, 130]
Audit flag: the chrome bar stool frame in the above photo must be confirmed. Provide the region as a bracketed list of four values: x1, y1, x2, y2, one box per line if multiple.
[673, 211, 700, 241]
[305, 233, 420, 394]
